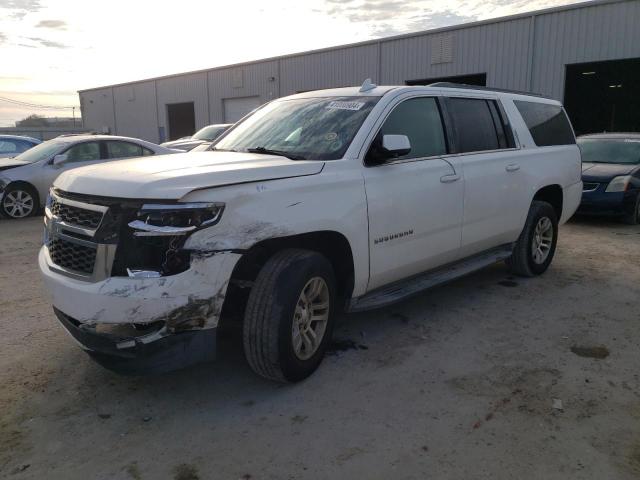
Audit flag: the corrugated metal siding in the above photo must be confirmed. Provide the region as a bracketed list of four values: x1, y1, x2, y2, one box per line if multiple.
[112, 81, 157, 142]
[380, 17, 532, 90]
[155, 72, 209, 135]
[279, 44, 379, 95]
[80, 0, 640, 138]
[79, 88, 115, 134]
[532, 0, 640, 99]
[207, 61, 279, 123]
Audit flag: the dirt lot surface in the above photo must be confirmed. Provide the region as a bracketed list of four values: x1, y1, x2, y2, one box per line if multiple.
[1, 216, 639, 480]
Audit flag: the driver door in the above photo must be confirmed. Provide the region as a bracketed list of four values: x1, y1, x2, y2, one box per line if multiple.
[362, 96, 464, 291]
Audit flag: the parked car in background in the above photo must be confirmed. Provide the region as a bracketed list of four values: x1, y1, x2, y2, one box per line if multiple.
[0, 135, 41, 159]
[577, 133, 640, 224]
[0, 135, 177, 219]
[160, 124, 232, 151]
[39, 83, 581, 381]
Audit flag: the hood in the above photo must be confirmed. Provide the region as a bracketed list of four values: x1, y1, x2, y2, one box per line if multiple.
[0, 158, 30, 172]
[54, 151, 325, 199]
[160, 139, 206, 151]
[581, 162, 639, 181]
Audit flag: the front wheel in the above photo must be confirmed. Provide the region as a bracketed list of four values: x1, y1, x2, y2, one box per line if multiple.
[507, 200, 558, 277]
[1, 184, 39, 219]
[243, 249, 336, 382]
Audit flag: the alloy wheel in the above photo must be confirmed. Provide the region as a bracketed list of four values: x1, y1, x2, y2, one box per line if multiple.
[291, 277, 330, 360]
[531, 216, 553, 264]
[3, 190, 34, 218]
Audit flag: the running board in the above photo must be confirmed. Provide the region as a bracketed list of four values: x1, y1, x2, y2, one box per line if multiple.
[346, 244, 514, 313]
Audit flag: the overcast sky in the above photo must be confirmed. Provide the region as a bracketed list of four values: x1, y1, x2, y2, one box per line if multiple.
[0, 0, 584, 126]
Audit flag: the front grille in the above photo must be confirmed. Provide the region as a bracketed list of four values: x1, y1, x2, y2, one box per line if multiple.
[48, 238, 97, 275]
[50, 198, 103, 229]
[583, 182, 599, 192]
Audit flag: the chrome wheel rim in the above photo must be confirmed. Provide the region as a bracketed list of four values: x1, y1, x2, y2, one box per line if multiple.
[3, 190, 34, 218]
[292, 277, 330, 361]
[531, 216, 553, 264]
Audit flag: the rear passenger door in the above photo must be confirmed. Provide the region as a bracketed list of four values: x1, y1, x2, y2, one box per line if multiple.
[362, 96, 464, 290]
[444, 96, 528, 257]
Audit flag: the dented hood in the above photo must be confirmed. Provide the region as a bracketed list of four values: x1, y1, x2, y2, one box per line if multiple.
[54, 151, 325, 199]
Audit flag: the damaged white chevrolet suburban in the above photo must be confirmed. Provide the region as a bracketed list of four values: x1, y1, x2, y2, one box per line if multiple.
[39, 82, 582, 381]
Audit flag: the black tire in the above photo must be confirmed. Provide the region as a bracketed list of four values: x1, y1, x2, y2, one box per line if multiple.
[507, 200, 559, 277]
[243, 249, 336, 383]
[0, 183, 39, 219]
[622, 193, 640, 225]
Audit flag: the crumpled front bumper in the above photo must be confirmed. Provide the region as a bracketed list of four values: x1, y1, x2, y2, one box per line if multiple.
[39, 246, 241, 373]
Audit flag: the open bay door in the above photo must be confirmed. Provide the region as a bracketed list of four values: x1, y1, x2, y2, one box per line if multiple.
[223, 96, 262, 123]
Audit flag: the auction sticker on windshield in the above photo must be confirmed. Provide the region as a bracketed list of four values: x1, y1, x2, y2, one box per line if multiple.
[326, 101, 365, 111]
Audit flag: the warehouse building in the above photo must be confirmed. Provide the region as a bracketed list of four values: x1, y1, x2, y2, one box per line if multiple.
[79, 0, 640, 143]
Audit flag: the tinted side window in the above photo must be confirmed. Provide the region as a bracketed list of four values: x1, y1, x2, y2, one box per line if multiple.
[514, 100, 575, 147]
[142, 147, 154, 156]
[373, 97, 447, 161]
[106, 141, 144, 159]
[65, 142, 101, 162]
[448, 98, 500, 153]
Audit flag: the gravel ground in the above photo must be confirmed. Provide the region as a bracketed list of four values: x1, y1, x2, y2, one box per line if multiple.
[1, 216, 639, 480]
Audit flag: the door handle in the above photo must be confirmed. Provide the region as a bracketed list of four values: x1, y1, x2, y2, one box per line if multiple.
[506, 163, 520, 172]
[440, 174, 460, 183]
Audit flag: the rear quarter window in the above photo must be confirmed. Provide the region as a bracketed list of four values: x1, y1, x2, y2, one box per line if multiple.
[514, 100, 575, 147]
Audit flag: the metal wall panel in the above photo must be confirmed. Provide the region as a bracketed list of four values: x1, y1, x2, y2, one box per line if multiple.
[531, 0, 640, 99]
[155, 72, 209, 138]
[112, 81, 158, 142]
[80, 0, 640, 137]
[207, 60, 279, 123]
[380, 17, 532, 90]
[79, 88, 116, 134]
[279, 44, 379, 95]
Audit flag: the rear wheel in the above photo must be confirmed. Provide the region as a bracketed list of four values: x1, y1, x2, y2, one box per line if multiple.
[507, 201, 558, 277]
[243, 249, 336, 382]
[1, 184, 38, 219]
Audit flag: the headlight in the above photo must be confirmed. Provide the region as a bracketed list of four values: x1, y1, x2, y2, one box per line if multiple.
[605, 175, 631, 193]
[128, 202, 224, 237]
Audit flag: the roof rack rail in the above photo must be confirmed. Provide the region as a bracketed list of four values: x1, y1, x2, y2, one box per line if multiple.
[428, 82, 544, 97]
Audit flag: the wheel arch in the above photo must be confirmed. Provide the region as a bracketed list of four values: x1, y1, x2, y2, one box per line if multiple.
[219, 230, 355, 324]
[532, 184, 563, 220]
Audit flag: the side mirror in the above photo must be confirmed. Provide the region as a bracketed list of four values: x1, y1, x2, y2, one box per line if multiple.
[382, 134, 411, 157]
[52, 154, 68, 166]
[366, 134, 412, 166]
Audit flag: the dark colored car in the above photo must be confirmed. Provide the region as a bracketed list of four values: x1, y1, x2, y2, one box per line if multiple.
[577, 133, 640, 224]
[160, 124, 232, 151]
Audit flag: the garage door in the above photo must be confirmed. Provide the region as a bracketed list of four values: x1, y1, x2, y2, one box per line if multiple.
[223, 96, 262, 123]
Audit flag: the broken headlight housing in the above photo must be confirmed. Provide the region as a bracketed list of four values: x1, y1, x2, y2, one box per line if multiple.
[119, 203, 224, 278]
[128, 202, 225, 236]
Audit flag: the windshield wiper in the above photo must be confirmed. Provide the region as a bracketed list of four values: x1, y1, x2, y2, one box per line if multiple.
[246, 147, 306, 160]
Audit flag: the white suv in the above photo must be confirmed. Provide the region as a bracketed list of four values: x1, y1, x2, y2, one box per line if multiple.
[39, 83, 582, 381]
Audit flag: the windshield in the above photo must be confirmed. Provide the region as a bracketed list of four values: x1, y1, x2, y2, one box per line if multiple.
[214, 96, 380, 160]
[578, 138, 640, 164]
[193, 125, 228, 141]
[12, 140, 65, 164]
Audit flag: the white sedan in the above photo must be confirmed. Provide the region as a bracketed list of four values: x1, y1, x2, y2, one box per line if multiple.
[0, 135, 178, 219]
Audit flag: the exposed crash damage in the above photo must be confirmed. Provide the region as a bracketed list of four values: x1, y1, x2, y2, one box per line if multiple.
[39, 188, 243, 373]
